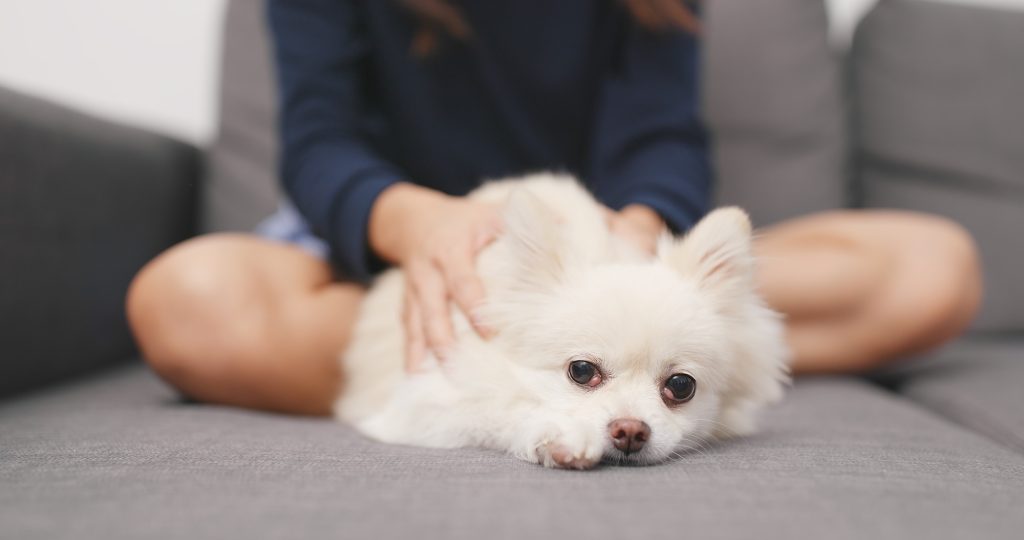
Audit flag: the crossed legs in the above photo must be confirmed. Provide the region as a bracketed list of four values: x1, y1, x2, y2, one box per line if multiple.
[126, 211, 981, 415]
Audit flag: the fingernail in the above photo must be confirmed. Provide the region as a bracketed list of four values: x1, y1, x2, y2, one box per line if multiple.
[432, 346, 451, 362]
[472, 314, 494, 339]
[474, 231, 495, 250]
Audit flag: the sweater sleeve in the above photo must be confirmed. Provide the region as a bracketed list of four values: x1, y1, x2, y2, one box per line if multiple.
[268, 0, 403, 282]
[587, 22, 712, 234]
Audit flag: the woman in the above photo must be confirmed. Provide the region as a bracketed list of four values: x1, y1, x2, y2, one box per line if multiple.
[126, 0, 981, 416]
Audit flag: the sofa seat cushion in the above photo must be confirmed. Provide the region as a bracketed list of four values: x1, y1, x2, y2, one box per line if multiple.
[881, 337, 1024, 455]
[2, 364, 1023, 540]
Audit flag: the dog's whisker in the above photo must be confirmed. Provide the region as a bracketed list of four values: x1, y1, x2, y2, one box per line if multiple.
[676, 432, 720, 461]
[692, 417, 740, 437]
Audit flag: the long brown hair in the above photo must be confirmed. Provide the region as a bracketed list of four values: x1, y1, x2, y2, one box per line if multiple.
[400, 0, 700, 57]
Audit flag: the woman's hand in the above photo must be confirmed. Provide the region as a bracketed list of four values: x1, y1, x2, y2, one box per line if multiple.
[369, 183, 503, 371]
[606, 204, 666, 255]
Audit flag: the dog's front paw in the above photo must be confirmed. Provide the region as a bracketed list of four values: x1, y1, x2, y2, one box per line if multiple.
[513, 423, 604, 470]
[535, 441, 601, 470]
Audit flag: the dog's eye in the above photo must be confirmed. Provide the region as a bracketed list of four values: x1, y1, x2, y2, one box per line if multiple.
[568, 360, 603, 388]
[662, 373, 697, 404]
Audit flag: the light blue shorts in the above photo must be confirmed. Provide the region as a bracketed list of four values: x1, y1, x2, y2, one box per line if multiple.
[255, 202, 331, 260]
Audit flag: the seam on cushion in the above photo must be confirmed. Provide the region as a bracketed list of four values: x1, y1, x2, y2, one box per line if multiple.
[866, 374, 1024, 457]
[714, 129, 844, 151]
[860, 153, 1024, 198]
[901, 391, 1024, 456]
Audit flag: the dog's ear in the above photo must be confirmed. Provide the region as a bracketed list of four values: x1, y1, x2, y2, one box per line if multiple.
[662, 207, 754, 301]
[501, 188, 566, 290]
[664, 208, 789, 438]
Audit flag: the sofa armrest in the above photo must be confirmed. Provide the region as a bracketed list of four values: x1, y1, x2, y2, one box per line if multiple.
[0, 85, 200, 399]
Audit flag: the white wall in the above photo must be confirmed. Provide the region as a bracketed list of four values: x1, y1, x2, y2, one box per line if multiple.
[826, 0, 881, 45]
[0, 0, 1021, 146]
[826, 0, 1024, 46]
[0, 0, 226, 145]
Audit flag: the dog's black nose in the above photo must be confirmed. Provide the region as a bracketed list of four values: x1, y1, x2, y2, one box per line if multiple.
[608, 418, 650, 454]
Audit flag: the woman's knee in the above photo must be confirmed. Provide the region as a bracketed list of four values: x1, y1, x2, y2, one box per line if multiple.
[126, 234, 277, 389]
[783, 211, 982, 373]
[855, 213, 982, 365]
[903, 215, 982, 341]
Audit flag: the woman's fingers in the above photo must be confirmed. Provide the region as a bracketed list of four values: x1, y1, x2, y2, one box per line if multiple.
[449, 221, 502, 337]
[441, 243, 493, 338]
[402, 288, 427, 372]
[608, 205, 665, 255]
[474, 211, 504, 250]
[408, 260, 455, 360]
[399, 204, 504, 372]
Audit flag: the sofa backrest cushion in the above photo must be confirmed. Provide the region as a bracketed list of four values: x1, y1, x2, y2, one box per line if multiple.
[703, 0, 849, 227]
[202, 0, 280, 233]
[852, 0, 1024, 331]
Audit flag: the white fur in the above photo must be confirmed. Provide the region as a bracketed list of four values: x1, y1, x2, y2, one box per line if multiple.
[334, 173, 790, 469]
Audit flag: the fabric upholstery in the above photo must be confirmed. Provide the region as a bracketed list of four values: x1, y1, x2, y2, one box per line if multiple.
[2, 365, 1022, 540]
[202, 0, 280, 233]
[703, 0, 849, 227]
[852, 0, 1024, 331]
[883, 336, 1024, 454]
[0, 87, 198, 399]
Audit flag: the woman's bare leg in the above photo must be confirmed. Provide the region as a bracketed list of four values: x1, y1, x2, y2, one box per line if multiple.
[126, 234, 362, 415]
[755, 210, 982, 374]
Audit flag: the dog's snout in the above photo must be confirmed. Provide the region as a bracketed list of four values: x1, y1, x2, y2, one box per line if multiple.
[608, 418, 650, 454]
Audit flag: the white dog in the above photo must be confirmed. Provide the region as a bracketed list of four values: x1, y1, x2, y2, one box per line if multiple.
[334, 173, 789, 469]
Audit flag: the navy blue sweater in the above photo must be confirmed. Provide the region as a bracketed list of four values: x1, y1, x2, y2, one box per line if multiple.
[268, 0, 710, 282]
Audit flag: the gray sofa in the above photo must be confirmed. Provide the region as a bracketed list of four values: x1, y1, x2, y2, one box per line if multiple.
[2, 1, 1023, 538]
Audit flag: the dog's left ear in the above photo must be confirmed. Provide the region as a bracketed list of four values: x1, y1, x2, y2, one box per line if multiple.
[501, 189, 566, 291]
[662, 207, 754, 302]
[665, 208, 789, 438]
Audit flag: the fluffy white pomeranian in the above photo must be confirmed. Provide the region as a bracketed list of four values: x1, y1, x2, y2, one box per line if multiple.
[334, 173, 789, 469]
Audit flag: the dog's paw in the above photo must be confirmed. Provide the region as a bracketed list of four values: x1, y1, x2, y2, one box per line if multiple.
[535, 441, 602, 470]
[513, 422, 604, 470]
